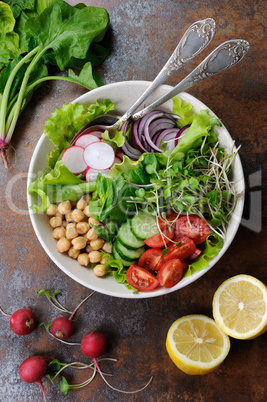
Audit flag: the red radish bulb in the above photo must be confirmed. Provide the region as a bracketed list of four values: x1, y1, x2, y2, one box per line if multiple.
[19, 356, 47, 383]
[50, 317, 74, 340]
[61, 145, 87, 174]
[81, 331, 108, 358]
[19, 356, 47, 399]
[10, 309, 36, 335]
[0, 307, 36, 335]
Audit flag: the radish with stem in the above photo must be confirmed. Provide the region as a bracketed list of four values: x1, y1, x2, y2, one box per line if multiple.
[80, 331, 153, 394]
[37, 289, 95, 339]
[0, 307, 36, 335]
[19, 356, 47, 402]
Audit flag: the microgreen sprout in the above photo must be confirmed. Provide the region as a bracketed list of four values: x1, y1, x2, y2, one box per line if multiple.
[126, 141, 240, 240]
[36, 289, 72, 314]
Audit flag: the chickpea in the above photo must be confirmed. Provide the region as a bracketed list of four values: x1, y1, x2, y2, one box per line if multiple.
[89, 216, 100, 226]
[72, 236, 87, 250]
[86, 228, 98, 241]
[93, 264, 107, 277]
[78, 253, 90, 266]
[83, 194, 92, 204]
[49, 216, 62, 228]
[90, 238, 104, 251]
[72, 209, 85, 223]
[62, 220, 68, 228]
[65, 212, 74, 222]
[57, 237, 71, 253]
[46, 204, 57, 216]
[58, 200, 72, 215]
[101, 241, 112, 254]
[83, 205, 91, 217]
[76, 198, 87, 211]
[56, 212, 64, 219]
[88, 250, 102, 263]
[85, 244, 94, 253]
[76, 222, 89, 235]
[100, 257, 109, 265]
[68, 247, 80, 259]
[52, 226, 66, 240]
[66, 223, 78, 240]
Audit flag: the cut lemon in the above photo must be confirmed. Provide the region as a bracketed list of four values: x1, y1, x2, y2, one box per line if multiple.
[212, 274, 267, 340]
[166, 315, 230, 375]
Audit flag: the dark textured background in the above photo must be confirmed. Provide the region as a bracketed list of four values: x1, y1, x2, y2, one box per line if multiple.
[0, 0, 266, 401]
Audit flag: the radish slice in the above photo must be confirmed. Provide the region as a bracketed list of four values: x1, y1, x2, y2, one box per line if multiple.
[71, 129, 103, 145]
[83, 142, 115, 170]
[74, 134, 100, 148]
[61, 146, 87, 175]
[85, 167, 109, 182]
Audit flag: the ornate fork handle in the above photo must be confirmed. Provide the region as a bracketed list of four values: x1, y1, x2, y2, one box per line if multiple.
[133, 39, 250, 120]
[162, 17, 216, 76]
[118, 18, 216, 124]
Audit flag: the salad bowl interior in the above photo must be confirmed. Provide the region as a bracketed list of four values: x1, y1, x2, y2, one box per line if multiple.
[27, 81, 245, 298]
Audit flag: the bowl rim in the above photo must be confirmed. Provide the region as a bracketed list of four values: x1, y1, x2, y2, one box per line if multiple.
[27, 80, 245, 298]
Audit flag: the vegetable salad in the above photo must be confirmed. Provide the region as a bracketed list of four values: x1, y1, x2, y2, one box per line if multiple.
[28, 97, 240, 292]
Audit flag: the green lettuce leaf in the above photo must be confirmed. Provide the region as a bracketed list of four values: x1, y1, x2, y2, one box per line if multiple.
[109, 155, 142, 179]
[44, 99, 115, 157]
[43, 160, 84, 185]
[102, 128, 125, 148]
[183, 234, 224, 277]
[171, 108, 221, 156]
[102, 253, 135, 290]
[173, 96, 196, 127]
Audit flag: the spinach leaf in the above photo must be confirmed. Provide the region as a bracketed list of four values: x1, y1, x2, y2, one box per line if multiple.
[0, 0, 110, 168]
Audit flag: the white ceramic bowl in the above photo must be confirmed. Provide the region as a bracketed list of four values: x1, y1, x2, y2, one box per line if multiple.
[27, 81, 245, 298]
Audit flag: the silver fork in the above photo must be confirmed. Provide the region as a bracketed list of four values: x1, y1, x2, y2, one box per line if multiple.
[71, 18, 216, 144]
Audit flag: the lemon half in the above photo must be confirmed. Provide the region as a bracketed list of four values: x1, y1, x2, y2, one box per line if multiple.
[212, 274, 267, 340]
[166, 315, 230, 375]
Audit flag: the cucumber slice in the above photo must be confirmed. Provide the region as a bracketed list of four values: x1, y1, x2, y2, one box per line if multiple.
[118, 221, 145, 249]
[113, 244, 132, 267]
[115, 239, 145, 262]
[131, 211, 159, 240]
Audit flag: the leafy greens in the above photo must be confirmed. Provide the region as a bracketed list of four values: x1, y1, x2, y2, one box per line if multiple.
[0, 0, 110, 167]
[28, 95, 239, 288]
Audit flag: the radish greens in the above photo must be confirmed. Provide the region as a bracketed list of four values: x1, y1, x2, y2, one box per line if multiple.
[0, 0, 110, 167]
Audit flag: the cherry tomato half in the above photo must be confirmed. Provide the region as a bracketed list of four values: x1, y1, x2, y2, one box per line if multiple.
[144, 228, 174, 248]
[126, 265, 159, 291]
[138, 248, 163, 271]
[164, 236, 196, 262]
[158, 210, 178, 231]
[175, 216, 210, 244]
[157, 259, 184, 288]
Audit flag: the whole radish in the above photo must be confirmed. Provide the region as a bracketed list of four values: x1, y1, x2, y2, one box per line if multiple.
[81, 331, 108, 358]
[0, 307, 36, 335]
[80, 331, 152, 394]
[50, 317, 74, 340]
[37, 289, 94, 341]
[19, 356, 47, 401]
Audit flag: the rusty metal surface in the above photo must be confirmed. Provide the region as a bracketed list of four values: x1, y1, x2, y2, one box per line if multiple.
[0, 0, 266, 401]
